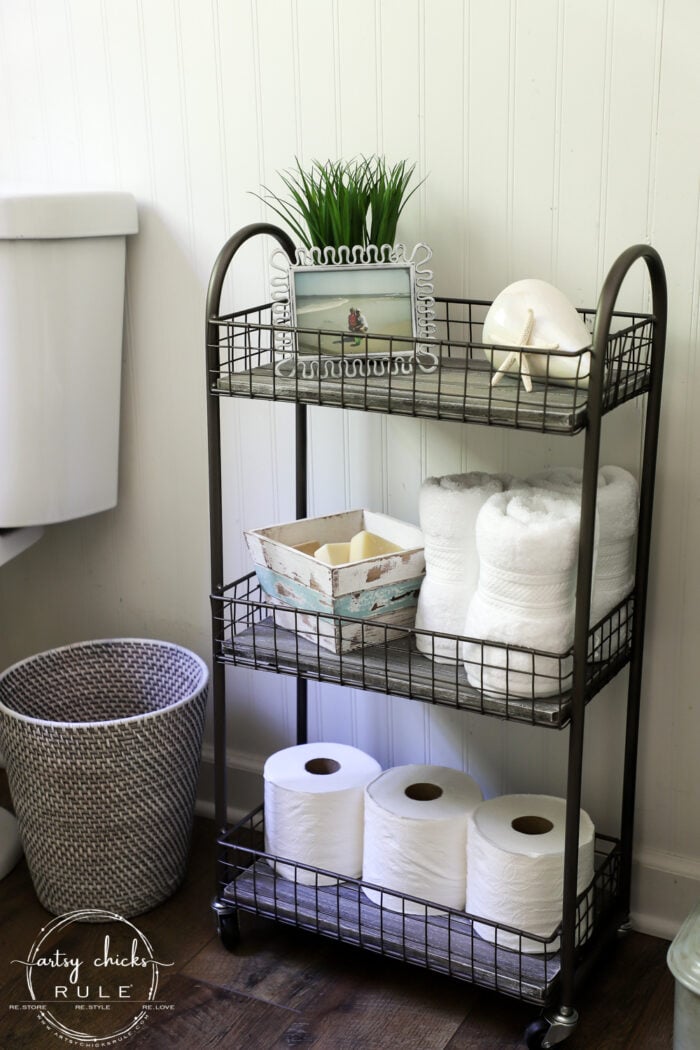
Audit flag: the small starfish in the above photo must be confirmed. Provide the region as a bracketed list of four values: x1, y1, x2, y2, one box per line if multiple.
[490, 308, 559, 393]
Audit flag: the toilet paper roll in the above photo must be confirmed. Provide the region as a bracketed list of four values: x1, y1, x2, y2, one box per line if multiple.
[264, 742, 381, 885]
[362, 764, 483, 914]
[467, 794, 595, 953]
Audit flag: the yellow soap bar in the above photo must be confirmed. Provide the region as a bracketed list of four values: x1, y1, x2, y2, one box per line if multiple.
[293, 540, 321, 556]
[348, 530, 403, 561]
[314, 542, 351, 565]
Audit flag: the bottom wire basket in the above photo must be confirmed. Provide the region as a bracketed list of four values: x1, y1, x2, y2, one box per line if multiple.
[218, 805, 621, 1006]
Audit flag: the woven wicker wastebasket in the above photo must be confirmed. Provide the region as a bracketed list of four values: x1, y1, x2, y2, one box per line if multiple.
[0, 639, 209, 918]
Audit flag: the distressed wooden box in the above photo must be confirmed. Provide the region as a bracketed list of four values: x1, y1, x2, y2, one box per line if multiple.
[244, 509, 425, 653]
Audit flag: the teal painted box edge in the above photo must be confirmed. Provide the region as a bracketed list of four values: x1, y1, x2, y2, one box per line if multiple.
[255, 564, 424, 618]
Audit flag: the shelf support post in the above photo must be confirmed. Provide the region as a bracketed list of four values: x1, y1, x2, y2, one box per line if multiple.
[559, 244, 666, 1011]
[295, 402, 308, 744]
[205, 223, 297, 854]
[619, 248, 667, 917]
[558, 282, 606, 1011]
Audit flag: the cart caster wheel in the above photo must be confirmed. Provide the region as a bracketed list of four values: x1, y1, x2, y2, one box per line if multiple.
[524, 1018, 549, 1049]
[215, 910, 240, 951]
[524, 1008, 578, 1048]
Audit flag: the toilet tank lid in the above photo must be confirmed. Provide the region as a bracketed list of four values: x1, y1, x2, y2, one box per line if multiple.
[0, 191, 138, 239]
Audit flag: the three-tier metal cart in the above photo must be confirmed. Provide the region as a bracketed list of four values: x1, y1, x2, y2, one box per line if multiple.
[204, 222, 666, 1049]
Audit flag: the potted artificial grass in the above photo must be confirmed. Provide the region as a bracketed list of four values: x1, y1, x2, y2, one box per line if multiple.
[255, 156, 425, 255]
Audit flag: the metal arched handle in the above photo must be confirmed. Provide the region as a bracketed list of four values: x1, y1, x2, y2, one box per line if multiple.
[591, 243, 667, 388]
[205, 221, 296, 322]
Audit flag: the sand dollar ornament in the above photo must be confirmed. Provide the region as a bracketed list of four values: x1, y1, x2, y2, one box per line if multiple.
[483, 279, 592, 390]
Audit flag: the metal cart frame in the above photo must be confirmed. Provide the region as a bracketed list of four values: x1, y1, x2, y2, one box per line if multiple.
[204, 223, 666, 1049]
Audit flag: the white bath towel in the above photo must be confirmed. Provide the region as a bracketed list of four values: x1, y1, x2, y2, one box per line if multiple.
[590, 465, 638, 657]
[415, 472, 505, 662]
[527, 466, 589, 499]
[463, 489, 581, 697]
[528, 465, 638, 658]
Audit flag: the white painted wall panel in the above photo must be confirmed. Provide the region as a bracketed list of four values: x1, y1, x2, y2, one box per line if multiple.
[0, 0, 698, 933]
[553, 1, 608, 301]
[635, 0, 700, 864]
[509, 0, 561, 282]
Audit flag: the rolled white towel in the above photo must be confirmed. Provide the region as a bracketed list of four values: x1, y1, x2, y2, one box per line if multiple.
[415, 472, 505, 662]
[591, 466, 638, 657]
[528, 465, 638, 658]
[527, 466, 589, 498]
[463, 489, 581, 697]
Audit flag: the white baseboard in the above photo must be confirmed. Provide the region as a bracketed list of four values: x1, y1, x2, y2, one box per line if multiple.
[194, 796, 245, 822]
[196, 743, 265, 825]
[199, 743, 267, 777]
[196, 748, 698, 942]
[631, 847, 700, 941]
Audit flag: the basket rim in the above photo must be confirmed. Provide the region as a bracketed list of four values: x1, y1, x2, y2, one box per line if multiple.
[0, 637, 209, 730]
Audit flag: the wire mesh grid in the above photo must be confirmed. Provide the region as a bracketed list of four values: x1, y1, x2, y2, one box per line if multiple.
[209, 298, 654, 433]
[211, 576, 634, 729]
[217, 805, 620, 1005]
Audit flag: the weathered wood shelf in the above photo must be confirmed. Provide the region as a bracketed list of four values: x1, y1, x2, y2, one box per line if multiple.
[216, 354, 649, 433]
[226, 860, 557, 1002]
[213, 577, 634, 729]
[210, 298, 654, 434]
[221, 816, 621, 1007]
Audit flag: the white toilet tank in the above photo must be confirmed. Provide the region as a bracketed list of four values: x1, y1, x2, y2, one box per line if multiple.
[0, 190, 138, 526]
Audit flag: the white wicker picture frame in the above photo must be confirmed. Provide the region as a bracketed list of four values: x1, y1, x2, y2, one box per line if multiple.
[269, 243, 437, 377]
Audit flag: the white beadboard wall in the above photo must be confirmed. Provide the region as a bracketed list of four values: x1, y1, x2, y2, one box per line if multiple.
[0, 0, 698, 937]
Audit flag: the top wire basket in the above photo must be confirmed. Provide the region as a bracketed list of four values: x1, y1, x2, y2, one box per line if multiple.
[209, 296, 655, 435]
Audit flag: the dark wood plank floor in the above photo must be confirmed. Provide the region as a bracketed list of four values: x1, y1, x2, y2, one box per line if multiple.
[0, 772, 675, 1049]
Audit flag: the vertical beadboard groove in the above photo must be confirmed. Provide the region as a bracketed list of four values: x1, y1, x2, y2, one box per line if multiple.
[417, 0, 428, 220]
[28, 0, 50, 180]
[101, 0, 123, 187]
[505, 0, 516, 286]
[135, 0, 156, 197]
[461, 0, 470, 295]
[0, 5, 16, 178]
[62, 0, 86, 181]
[550, 1, 565, 281]
[595, 0, 615, 290]
[331, 0, 342, 158]
[250, 0, 268, 228]
[249, 0, 280, 527]
[211, 0, 231, 236]
[290, 0, 303, 157]
[374, 0, 384, 153]
[173, 0, 196, 258]
[644, 0, 666, 311]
